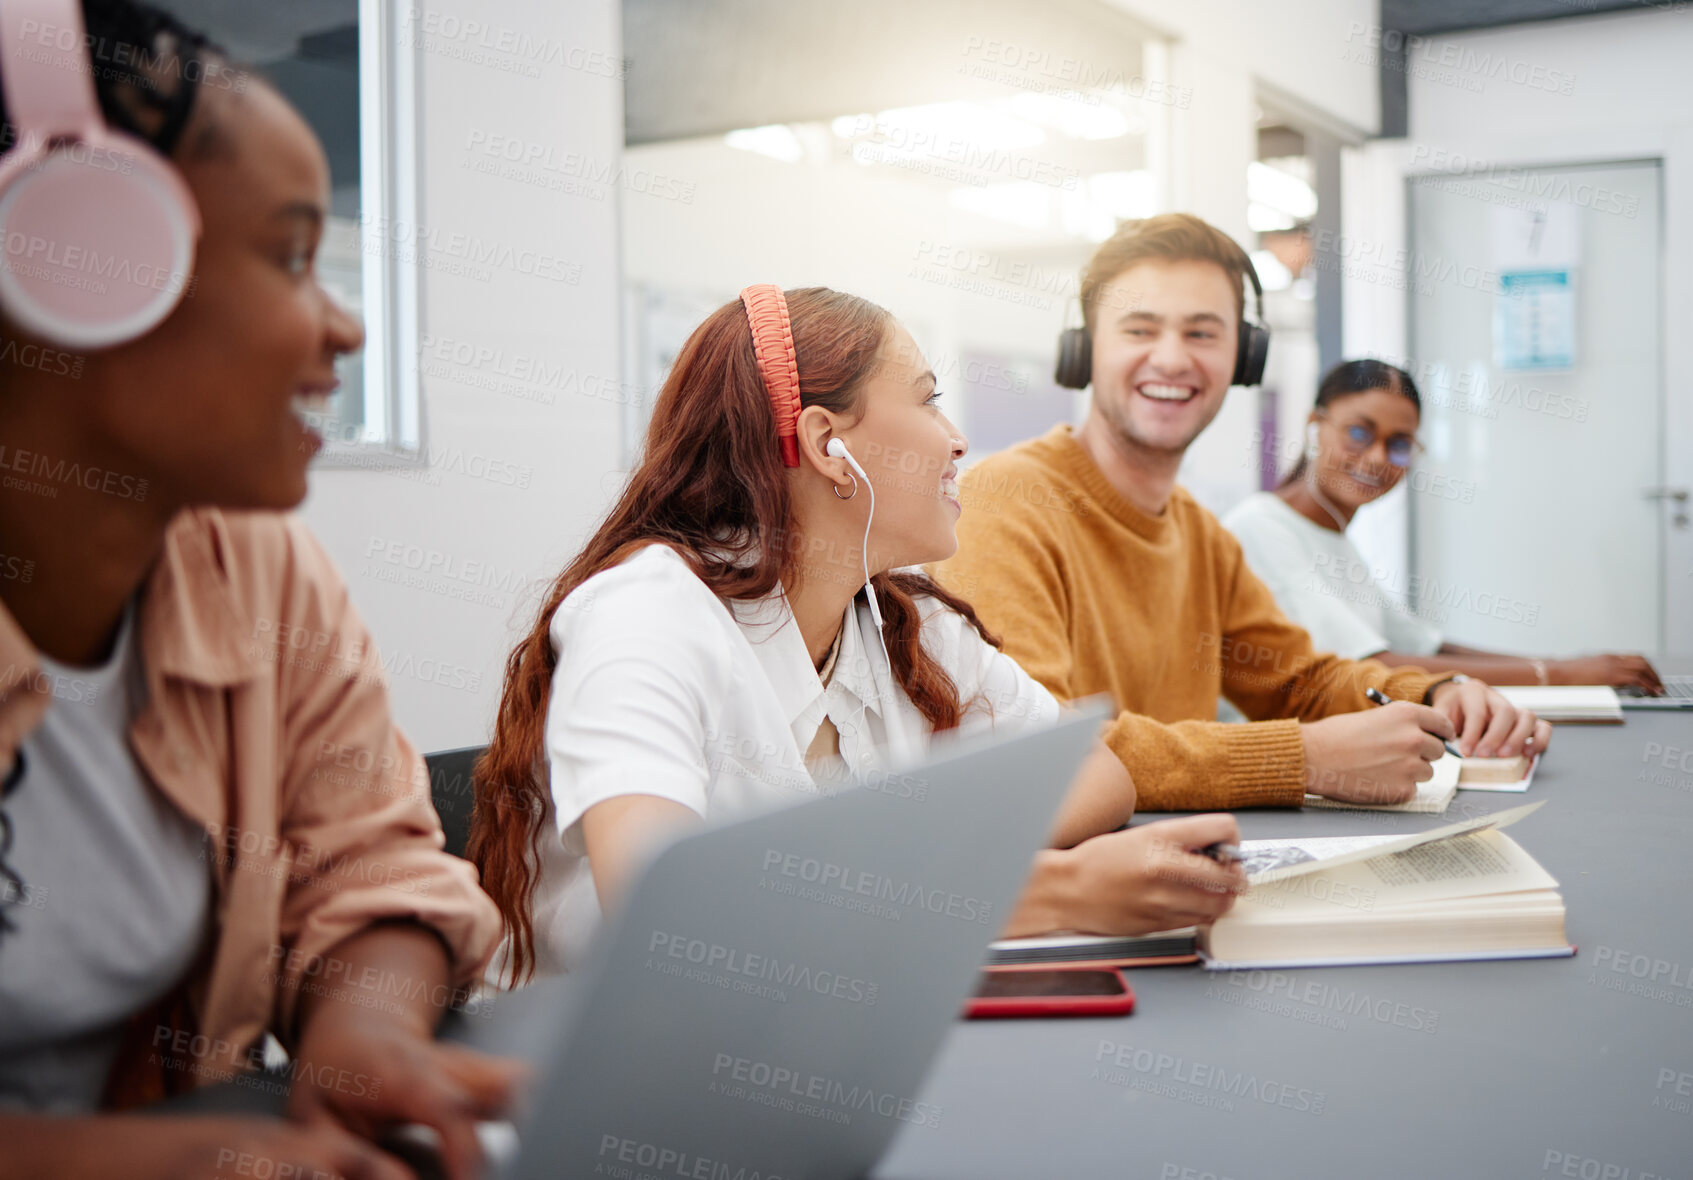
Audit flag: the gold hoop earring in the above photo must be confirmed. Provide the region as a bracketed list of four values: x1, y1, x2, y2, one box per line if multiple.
[832, 471, 858, 501]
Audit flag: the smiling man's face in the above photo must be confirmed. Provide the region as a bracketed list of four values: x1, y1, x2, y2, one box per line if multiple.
[1088, 258, 1240, 458]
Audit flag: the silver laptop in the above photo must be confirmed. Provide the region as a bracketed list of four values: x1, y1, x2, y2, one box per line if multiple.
[1620, 675, 1693, 710]
[470, 703, 1108, 1180]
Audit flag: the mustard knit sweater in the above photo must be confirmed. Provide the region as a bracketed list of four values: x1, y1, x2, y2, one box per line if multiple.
[932, 425, 1448, 810]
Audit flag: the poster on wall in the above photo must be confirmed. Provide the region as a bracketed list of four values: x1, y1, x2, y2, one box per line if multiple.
[1494, 269, 1576, 371]
[1489, 204, 1579, 372]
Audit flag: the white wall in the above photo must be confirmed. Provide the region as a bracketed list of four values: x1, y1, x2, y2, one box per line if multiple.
[1104, 0, 1379, 139]
[1342, 7, 1693, 652]
[289, 0, 1391, 755]
[299, 0, 625, 750]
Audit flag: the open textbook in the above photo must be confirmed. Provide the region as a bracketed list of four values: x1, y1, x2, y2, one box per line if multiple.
[1304, 752, 1541, 812]
[1199, 801, 1572, 969]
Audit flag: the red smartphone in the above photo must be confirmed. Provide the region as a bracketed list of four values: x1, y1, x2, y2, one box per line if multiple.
[964, 967, 1135, 1019]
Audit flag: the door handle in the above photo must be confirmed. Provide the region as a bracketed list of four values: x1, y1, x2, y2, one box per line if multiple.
[1644, 486, 1691, 528]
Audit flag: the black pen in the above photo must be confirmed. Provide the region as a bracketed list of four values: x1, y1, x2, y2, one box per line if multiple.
[1364, 686, 1463, 758]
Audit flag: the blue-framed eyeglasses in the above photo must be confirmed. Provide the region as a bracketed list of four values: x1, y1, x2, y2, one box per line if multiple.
[1336, 421, 1422, 468]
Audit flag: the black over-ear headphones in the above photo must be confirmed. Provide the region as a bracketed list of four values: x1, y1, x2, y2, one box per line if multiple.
[1054, 254, 1271, 391]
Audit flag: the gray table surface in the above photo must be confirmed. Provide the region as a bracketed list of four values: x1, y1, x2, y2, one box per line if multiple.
[157, 671, 1693, 1179]
[873, 673, 1693, 1180]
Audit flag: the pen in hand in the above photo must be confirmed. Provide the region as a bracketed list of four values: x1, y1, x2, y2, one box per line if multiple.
[1199, 842, 1243, 865]
[1364, 686, 1464, 759]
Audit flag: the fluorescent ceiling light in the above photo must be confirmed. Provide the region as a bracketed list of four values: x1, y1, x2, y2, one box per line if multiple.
[1248, 200, 1297, 233]
[1004, 92, 1134, 140]
[948, 180, 1053, 230]
[724, 124, 806, 163]
[835, 100, 1046, 151]
[1247, 160, 1317, 220]
[1249, 248, 1293, 291]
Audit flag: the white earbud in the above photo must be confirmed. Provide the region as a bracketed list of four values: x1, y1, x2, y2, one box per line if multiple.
[822, 436, 917, 766]
[1305, 421, 1320, 459]
[825, 436, 863, 479]
[824, 438, 883, 629]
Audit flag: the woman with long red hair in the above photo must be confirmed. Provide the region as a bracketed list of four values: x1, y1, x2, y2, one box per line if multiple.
[470, 286, 1246, 986]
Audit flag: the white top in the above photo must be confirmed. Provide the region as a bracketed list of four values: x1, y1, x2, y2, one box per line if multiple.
[0, 608, 212, 1112]
[509, 543, 1061, 981]
[1222, 492, 1443, 661]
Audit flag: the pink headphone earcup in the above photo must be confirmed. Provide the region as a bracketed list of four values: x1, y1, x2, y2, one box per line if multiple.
[0, 136, 199, 350]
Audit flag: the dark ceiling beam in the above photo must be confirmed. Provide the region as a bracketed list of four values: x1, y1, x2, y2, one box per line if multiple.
[1382, 0, 1660, 38]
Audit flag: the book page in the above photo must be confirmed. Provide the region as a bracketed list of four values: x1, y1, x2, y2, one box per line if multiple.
[1496, 685, 1622, 719]
[1238, 831, 1558, 917]
[1239, 800, 1546, 885]
[1458, 754, 1540, 794]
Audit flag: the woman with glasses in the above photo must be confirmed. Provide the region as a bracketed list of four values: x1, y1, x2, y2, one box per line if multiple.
[1223, 360, 1662, 692]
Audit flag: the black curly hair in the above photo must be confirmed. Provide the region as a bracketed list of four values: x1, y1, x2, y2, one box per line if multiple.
[0, 0, 230, 161]
[0, 0, 230, 942]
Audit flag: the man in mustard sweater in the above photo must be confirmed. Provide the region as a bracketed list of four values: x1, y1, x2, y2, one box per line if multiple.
[933, 214, 1551, 811]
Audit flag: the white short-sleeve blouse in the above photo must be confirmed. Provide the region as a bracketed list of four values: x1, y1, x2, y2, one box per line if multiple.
[505, 543, 1060, 981]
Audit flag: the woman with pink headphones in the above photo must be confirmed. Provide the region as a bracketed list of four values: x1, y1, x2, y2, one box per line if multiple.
[0, 2, 518, 1176]
[470, 285, 1249, 989]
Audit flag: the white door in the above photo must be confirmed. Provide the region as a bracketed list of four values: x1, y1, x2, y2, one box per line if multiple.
[1407, 160, 1675, 655]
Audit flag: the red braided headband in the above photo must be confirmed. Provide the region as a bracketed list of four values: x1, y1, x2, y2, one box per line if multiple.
[739, 284, 802, 467]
